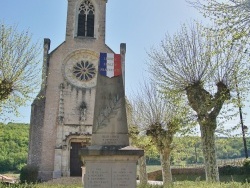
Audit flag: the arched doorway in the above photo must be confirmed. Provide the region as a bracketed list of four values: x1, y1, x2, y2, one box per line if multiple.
[70, 142, 83, 176]
[66, 135, 91, 177]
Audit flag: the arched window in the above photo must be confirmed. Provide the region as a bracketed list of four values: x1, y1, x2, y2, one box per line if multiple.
[77, 0, 95, 37]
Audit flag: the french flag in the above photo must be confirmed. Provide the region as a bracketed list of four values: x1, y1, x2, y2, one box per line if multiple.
[99, 53, 121, 78]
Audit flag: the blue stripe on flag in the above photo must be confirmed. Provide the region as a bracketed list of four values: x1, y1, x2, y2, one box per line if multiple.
[99, 53, 107, 76]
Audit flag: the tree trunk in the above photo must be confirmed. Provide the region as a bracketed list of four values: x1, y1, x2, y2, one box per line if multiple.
[138, 155, 148, 185]
[200, 119, 219, 182]
[160, 148, 172, 186]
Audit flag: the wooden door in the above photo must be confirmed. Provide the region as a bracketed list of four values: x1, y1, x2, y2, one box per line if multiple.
[70, 142, 83, 176]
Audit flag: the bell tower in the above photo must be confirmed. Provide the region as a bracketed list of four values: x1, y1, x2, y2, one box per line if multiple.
[28, 0, 116, 181]
[66, 0, 107, 42]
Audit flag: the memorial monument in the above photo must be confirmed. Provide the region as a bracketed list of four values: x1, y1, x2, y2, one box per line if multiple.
[80, 44, 144, 187]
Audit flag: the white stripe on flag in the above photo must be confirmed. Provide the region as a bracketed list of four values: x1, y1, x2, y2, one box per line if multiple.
[106, 53, 114, 78]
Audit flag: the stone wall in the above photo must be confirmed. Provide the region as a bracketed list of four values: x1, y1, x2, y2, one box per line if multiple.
[147, 167, 205, 181]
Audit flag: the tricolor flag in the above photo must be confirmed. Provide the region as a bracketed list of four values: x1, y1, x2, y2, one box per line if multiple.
[99, 53, 121, 78]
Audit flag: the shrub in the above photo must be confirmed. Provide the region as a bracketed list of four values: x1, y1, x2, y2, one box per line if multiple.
[218, 165, 243, 175]
[17, 163, 27, 171]
[20, 165, 39, 184]
[243, 158, 250, 173]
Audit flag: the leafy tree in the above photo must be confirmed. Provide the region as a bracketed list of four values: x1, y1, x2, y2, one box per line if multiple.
[0, 23, 41, 121]
[0, 123, 29, 172]
[188, 0, 250, 40]
[148, 23, 249, 182]
[130, 81, 191, 186]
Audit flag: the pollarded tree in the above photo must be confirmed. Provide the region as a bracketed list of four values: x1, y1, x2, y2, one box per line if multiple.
[130, 81, 191, 186]
[0, 24, 41, 120]
[188, 0, 250, 40]
[148, 23, 250, 182]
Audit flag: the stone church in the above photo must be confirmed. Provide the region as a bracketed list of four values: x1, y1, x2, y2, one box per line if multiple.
[27, 0, 125, 181]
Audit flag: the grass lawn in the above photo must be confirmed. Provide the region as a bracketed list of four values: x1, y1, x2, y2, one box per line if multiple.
[172, 174, 250, 183]
[1, 181, 250, 188]
[146, 165, 250, 183]
[2, 166, 249, 187]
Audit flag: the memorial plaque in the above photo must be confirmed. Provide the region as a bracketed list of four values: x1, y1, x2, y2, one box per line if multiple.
[91, 134, 129, 145]
[84, 162, 137, 188]
[85, 163, 111, 188]
[112, 163, 136, 188]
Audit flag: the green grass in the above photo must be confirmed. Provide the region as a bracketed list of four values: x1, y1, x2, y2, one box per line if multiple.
[172, 174, 250, 183]
[138, 182, 250, 188]
[2, 167, 250, 187]
[146, 165, 162, 173]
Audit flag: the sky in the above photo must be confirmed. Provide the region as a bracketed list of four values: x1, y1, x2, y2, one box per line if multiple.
[0, 0, 249, 135]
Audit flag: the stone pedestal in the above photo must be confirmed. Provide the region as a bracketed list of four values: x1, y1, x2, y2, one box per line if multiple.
[80, 146, 143, 188]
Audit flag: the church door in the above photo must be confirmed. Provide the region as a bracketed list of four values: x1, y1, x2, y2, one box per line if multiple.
[70, 142, 82, 176]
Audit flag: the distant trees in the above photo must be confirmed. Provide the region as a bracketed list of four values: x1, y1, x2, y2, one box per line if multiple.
[172, 136, 204, 165]
[0, 123, 29, 172]
[0, 23, 41, 121]
[172, 136, 250, 165]
[147, 23, 250, 182]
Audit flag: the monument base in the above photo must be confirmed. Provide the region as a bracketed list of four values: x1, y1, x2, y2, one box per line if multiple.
[80, 146, 144, 188]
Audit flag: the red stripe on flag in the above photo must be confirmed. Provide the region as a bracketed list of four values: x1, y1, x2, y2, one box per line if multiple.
[114, 54, 121, 76]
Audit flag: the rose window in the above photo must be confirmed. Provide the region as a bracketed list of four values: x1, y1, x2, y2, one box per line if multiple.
[73, 61, 96, 81]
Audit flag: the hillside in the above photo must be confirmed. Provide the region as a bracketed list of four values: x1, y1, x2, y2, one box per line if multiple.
[0, 123, 29, 172]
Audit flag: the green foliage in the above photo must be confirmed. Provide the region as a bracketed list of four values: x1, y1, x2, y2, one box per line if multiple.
[171, 136, 250, 165]
[243, 158, 250, 173]
[1, 122, 248, 174]
[0, 123, 29, 172]
[219, 165, 243, 175]
[172, 136, 203, 165]
[0, 23, 41, 121]
[137, 184, 164, 188]
[189, 0, 250, 41]
[146, 156, 161, 166]
[20, 165, 38, 184]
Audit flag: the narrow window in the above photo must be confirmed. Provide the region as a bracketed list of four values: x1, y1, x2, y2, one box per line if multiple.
[77, 0, 95, 37]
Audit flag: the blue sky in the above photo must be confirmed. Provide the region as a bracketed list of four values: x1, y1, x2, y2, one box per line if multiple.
[0, 0, 249, 135]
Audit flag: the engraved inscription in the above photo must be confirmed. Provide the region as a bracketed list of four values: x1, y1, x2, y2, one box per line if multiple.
[85, 166, 110, 187]
[112, 165, 135, 188]
[85, 163, 136, 188]
[102, 135, 119, 145]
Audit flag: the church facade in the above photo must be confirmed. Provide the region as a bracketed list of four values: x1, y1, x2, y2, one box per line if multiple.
[27, 0, 123, 181]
